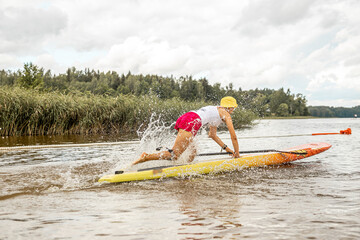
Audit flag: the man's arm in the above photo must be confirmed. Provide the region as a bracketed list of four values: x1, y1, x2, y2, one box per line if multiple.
[217, 108, 240, 157]
[208, 125, 238, 156]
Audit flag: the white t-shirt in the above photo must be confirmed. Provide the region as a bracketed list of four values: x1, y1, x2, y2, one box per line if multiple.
[192, 106, 223, 127]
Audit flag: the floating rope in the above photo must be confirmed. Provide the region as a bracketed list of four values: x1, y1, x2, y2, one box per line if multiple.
[0, 140, 139, 153]
[0, 128, 351, 153]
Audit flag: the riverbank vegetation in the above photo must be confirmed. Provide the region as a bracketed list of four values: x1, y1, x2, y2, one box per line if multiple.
[0, 63, 310, 136]
[0, 86, 256, 136]
[309, 106, 360, 118]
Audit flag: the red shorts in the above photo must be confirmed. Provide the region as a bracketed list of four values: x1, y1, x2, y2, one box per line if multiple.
[174, 112, 202, 136]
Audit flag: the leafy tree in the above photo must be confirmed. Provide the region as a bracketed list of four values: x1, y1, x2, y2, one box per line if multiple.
[17, 63, 44, 89]
[277, 103, 289, 117]
[269, 88, 288, 114]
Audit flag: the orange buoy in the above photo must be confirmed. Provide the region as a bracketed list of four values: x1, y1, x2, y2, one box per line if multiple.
[312, 128, 351, 135]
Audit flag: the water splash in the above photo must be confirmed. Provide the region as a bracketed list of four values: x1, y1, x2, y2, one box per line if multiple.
[136, 113, 176, 153]
[111, 113, 177, 171]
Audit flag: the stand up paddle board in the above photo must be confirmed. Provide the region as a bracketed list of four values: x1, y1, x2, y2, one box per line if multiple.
[98, 142, 331, 183]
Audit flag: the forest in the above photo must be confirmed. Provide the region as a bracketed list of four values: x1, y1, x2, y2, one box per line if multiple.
[308, 106, 360, 118]
[0, 63, 311, 136]
[1, 63, 309, 116]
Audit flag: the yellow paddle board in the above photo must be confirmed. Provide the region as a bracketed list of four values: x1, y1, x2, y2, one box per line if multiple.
[98, 142, 331, 183]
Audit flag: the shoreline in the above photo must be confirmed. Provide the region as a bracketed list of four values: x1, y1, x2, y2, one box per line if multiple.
[261, 116, 318, 119]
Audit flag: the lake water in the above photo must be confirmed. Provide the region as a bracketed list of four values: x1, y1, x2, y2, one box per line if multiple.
[0, 118, 359, 239]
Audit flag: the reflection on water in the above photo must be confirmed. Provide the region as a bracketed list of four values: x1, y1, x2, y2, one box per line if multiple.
[0, 119, 359, 239]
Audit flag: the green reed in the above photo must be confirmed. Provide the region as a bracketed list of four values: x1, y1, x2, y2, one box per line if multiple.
[0, 87, 256, 136]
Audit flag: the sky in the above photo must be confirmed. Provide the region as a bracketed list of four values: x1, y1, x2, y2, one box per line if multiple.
[1, 0, 360, 107]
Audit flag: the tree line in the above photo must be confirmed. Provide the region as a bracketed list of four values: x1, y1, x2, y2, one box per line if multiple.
[1, 63, 310, 117]
[309, 106, 360, 118]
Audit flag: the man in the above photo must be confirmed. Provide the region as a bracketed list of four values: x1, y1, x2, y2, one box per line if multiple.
[132, 96, 240, 165]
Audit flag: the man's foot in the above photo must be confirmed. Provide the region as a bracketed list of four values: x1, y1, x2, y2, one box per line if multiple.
[132, 152, 148, 165]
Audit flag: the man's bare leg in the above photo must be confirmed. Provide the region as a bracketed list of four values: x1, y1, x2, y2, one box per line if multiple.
[132, 151, 172, 165]
[132, 129, 194, 165]
[186, 141, 197, 162]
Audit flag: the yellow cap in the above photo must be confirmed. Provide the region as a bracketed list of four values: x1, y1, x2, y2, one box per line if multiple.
[220, 96, 238, 108]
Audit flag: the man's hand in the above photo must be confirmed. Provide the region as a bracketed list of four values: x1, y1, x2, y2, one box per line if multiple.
[226, 149, 240, 158]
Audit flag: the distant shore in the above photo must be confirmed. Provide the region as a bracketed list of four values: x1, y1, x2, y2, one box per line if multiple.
[261, 116, 359, 119]
[261, 116, 318, 119]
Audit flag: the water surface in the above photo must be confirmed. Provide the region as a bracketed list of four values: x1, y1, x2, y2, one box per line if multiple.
[0, 119, 359, 239]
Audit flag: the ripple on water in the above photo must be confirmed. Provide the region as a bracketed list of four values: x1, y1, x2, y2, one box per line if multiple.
[0, 118, 359, 239]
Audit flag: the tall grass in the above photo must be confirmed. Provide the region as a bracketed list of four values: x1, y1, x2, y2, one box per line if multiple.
[0, 87, 257, 136]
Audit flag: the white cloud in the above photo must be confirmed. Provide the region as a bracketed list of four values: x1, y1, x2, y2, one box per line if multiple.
[34, 53, 62, 73]
[238, 0, 313, 28]
[96, 37, 193, 75]
[0, 5, 67, 54]
[308, 98, 360, 108]
[0, 0, 360, 107]
[0, 54, 21, 69]
[303, 21, 360, 94]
